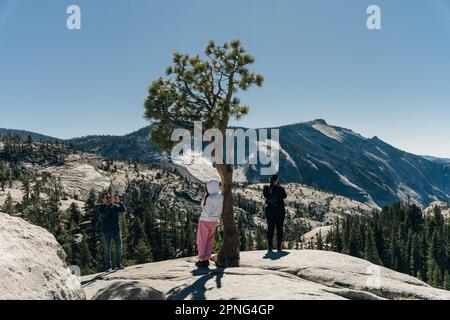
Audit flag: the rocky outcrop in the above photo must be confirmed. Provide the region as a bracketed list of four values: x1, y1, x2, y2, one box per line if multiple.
[42, 163, 111, 200]
[301, 226, 333, 245]
[423, 201, 450, 218]
[0, 213, 85, 300]
[82, 250, 450, 300]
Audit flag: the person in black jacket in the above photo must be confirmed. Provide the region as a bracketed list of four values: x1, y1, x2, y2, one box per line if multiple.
[98, 192, 126, 271]
[263, 175, 287, 252]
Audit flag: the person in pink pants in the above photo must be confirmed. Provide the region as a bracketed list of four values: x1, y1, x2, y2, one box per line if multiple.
[196, 179, 223, 268]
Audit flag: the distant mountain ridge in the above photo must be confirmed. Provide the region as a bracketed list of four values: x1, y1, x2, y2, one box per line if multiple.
[0, 128, 61, 143]
[2, 120, 449, 207]
[421, 155, 450, 165]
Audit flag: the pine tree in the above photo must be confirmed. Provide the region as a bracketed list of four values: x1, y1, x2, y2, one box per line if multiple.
[348, 221, 361, 257]
[184, 213, 195, 257]
[247, 231, 254, 251]
[68, 202, 81, 230]
[410, 233, 423, 278]
[134, 241, 153, 264]
[428, 230, 445, 270]
[316, 230, 324, 250]
[127, 217, 147, 259]
[2, 192, 15, 215]
[332, 219, 343, 252]
[389, 233, 401, 270]
[144, 39, 264, 267]
[255, 227, 266, 250]
[21, 176, 31, 206]
[342, 218, 351, 254]
[83, 190, 100, 268]
[143, 203, 157, 247]
[433, 266, 443, 288]
[0, 162, 10, 191]
[75, 234, 94, 275]
[364, 226, 381, 265]
[444, 271, 450, 290]
[238, 214, 248, 251]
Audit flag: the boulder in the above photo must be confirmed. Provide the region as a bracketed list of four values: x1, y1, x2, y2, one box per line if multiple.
[92, 281, 165, 300]
[0, 213, 85, 300]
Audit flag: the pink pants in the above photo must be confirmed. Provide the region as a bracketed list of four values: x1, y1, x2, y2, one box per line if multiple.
[196, 220, 218, 261]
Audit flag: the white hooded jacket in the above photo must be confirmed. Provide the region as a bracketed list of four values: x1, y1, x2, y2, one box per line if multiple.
[200, 180, 224, 223]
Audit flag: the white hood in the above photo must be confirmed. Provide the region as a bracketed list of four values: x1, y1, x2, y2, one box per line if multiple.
[200, 179, 224, 223]
[206, 180, 220, 194]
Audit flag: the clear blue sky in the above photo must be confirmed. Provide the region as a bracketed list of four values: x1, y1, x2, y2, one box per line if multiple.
[1, 0, 450, 157]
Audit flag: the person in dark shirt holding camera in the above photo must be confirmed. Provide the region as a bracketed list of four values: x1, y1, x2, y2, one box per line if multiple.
[98, 192, 126, 271]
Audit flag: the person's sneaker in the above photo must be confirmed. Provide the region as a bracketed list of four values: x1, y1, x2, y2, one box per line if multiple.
[195, 260, 209, 268]
[114, 265, 125, 270]
[267, 248, 273, 253]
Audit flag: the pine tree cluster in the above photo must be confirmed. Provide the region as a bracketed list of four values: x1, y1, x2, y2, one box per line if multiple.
[325, 203, 450, 290]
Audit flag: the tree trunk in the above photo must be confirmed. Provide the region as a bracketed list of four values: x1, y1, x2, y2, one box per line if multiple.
[216, 163, 240, 268]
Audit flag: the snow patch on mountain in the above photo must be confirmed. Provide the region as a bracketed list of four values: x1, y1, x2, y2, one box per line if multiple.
[401, 157, 426, 180]
[364, 151, 397, 176]
[374, 146, 389, 158]
[311, 123, 343, 142]
[314, 158, 367, 195]
[297, 132, 314, 144]
[304, 156, 319, 171]
[396, 183, 422, 206]
[335, 171, 366, 194]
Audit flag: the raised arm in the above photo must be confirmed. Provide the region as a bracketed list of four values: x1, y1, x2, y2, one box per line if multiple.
[114, 201, 126, 214]
[280, 187, 287, 199]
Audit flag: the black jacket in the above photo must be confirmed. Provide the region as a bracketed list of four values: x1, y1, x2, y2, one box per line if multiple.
[263, 185, 287, 219]
[98, 202, 126, 233]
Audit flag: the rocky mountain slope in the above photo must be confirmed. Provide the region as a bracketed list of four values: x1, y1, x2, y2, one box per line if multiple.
[0, 212, 84, 300]
[3, 120, 450, 207]
[81, 250, 450, 300]
[65, 120, 450, 207]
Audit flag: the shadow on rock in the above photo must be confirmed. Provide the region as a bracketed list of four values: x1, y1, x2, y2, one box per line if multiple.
[166, 268, 224, 300]
[263, 251, 290, 260]
[81, 270, 117, 287]
[92, 281, 166, 300]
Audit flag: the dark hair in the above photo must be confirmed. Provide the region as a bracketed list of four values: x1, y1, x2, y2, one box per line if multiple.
[103, 192, 111, 198]
[269, 175, 279, 187]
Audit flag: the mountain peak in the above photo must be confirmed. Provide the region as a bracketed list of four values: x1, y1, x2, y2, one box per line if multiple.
[309, 119, 328, 126]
